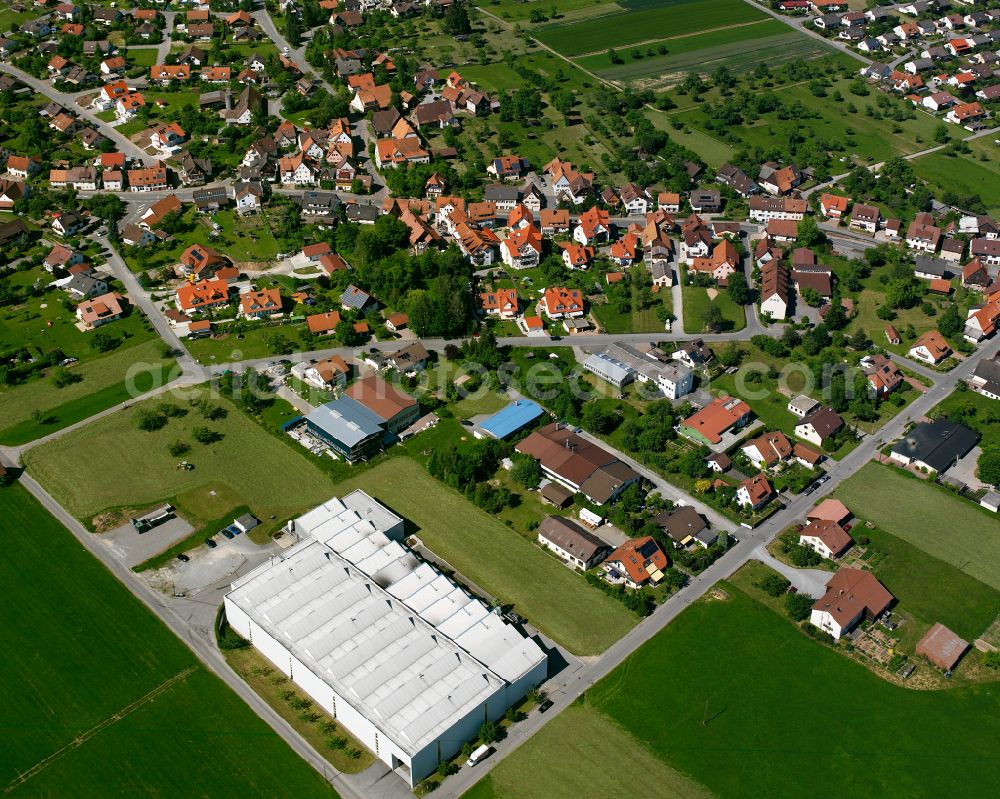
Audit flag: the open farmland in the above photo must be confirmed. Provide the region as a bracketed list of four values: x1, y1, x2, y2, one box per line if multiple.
[0, 339, 177, 445]
[0, 483, 335, 798]
[534, 0, 768, 57]
[910, 141, 1000, 217]
[675, 76, 956, 165]
[466, 582, 1000, 799]
[463, 704, 712, 799]
[332, 457, 638, 655]
[577, 26, 834, 85]
[834, 463, 1000, 591]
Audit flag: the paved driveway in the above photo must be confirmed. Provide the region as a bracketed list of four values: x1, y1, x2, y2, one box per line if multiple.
[947, 445, 988, 491]
[752, 544, 830, 599]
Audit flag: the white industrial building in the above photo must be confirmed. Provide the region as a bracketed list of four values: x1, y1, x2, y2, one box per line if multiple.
[224, 491, 547, 786]
[582, 342, 693, 399]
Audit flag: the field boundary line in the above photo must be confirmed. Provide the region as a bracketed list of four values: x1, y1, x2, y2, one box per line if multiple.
[570, 18, 774, 59]
[3, 667, 196, 794]
[476, 5, 624, 91]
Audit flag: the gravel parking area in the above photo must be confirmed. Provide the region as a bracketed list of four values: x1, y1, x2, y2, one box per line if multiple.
[99, 516, 194, 569]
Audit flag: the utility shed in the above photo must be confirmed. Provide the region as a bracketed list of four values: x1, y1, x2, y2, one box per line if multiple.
[916, 623, 969, 671]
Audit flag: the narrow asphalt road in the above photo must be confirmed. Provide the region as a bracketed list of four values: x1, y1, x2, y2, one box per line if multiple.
[0, 62, 150, 160]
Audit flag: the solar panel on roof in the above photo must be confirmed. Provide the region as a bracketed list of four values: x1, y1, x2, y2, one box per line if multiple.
[637, 539, 659, 558]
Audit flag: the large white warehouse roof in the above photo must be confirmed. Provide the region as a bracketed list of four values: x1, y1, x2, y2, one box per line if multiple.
[226, 491, 546, 755]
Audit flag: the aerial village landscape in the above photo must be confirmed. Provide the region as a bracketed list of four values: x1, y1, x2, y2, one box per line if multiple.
[1, 0, 1000, 796]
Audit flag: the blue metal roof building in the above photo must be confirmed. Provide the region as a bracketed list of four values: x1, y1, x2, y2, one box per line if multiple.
[305, 397, 386, 463]
[477, 400, 544, 440]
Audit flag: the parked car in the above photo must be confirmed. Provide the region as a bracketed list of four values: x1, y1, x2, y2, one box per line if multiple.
[205, 538, 217, 549]
[220, 528, 235, 539]
[538, 699, 553, 713]
[176, 553, 190, 562]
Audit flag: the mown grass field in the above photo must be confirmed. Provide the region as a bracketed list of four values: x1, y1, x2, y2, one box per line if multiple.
[0, 483, 336, 798]
[834, 462, 1000, 591]
[126, 46, 160, 67]
[23, 393, 335, 531]
[682, 286, 745, 334]
[185, 325, 299, 364]
[591, 291, 671, 334]
[645, 108, 734, 167]
[0, 339, 177, 445]
[463, 704, 712, 799]
[859, 523, 1000, 646]
[910, 141, 1000, 217]
[333, 457, 638, 655]
[534, 0, 767, 57]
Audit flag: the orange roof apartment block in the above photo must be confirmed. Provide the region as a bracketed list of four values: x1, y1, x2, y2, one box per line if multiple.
[541, 286, 584, 319]
[176, 277, 230, 313]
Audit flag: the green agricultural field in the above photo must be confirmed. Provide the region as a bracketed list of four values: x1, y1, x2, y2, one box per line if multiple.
[464, 704, 712, 799]
[575, 22, 830, 83]
[0, 483, 336, 798]
[333, 457, 638, 655]
[0, 339, 177, 445]
[23, 393, 335, 533]
[469, 580, 1000, 798]
[834, 462, 1000, 591]
[858, 523, 1000, 646]
[534, 0, 767, 57]
[910, 143, 1000, 218]
[682, 286, 745, 334]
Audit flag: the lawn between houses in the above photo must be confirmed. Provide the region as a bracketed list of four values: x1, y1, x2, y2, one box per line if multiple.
[465, 580, 1000, 799]
[682, 285, 746, 334]
[332, 457, 639, 656]
[0, 483, 337, 799]
[834, 462, 1000, 591]
[22, 392, 336, 542]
